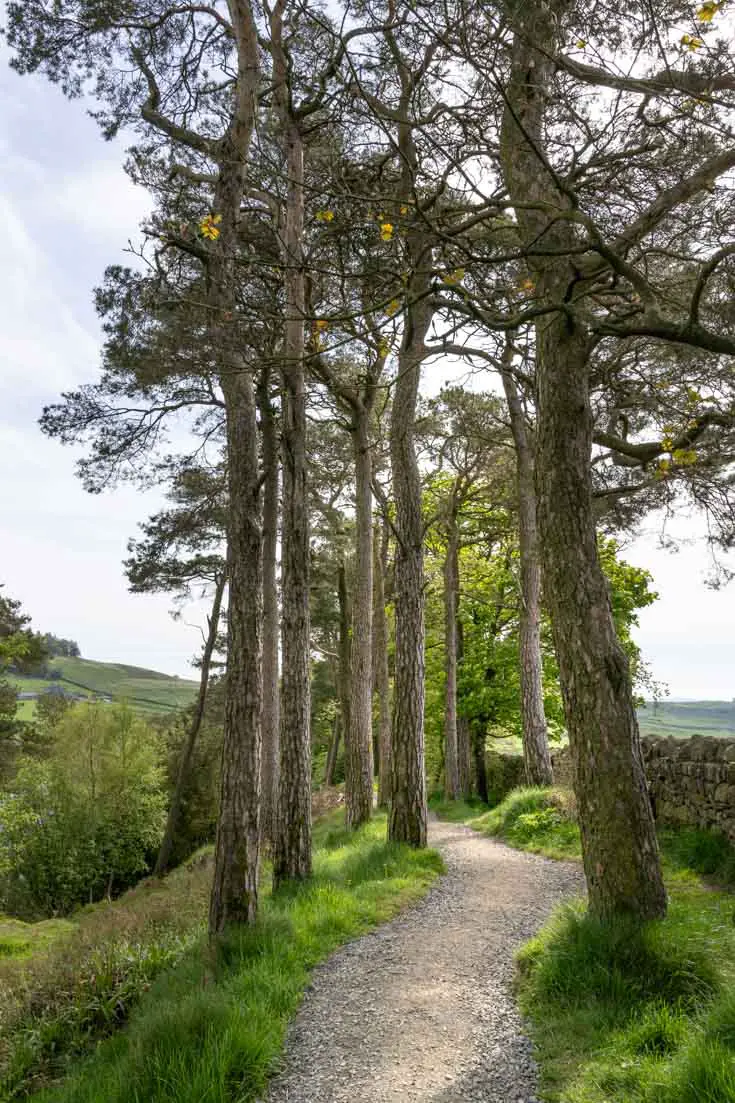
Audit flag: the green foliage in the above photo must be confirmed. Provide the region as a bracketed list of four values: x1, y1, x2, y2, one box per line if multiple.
[0, 704, 166, 917]
[468, 786, 582, 860]
[1, 813, 442, 1103]
[658, 826, 735, 887]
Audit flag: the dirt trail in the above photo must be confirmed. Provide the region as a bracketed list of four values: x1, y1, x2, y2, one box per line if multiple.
[266, 818, 583, 1102]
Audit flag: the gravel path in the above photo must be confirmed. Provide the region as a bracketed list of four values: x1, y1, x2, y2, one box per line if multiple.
[265, 818, 584, 1103]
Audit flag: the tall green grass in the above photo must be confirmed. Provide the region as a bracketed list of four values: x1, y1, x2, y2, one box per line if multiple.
[13, 814, 441, 1103]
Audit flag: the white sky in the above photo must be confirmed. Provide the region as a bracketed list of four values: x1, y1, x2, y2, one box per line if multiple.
[1, 56, 734, 696]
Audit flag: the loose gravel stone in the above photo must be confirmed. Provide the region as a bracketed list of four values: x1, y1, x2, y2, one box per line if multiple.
[265, 818, 584, 1102]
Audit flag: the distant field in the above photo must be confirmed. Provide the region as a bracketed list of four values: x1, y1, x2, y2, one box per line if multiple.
[637, 699, 735, 738]
[9, 657, 199, 720]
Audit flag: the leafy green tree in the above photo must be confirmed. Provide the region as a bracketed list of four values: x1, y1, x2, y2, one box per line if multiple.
[0, 703, 166, 917]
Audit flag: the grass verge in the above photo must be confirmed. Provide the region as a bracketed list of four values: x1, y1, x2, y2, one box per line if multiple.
[436, 787, 735, 1102]
[2, 812, 441, 1103]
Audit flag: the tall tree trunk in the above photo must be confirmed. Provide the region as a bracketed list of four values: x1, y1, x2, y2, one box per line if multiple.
[337, 560, 351, 786]
[346, 413, 374, 826]
[389, 316, 429, 845]
[208, 0, 262, 936]
[500, 363, 553, 787]
[210, 366, 263, 933]
[536, 325, 666, 919]
[155, 570, 226, 877]
[457, 716, 472, 799]
[500, 0, 666, 921]
[259, 368, 280, 844]
[471, 723, 489, 804]
[373, 520, 391, 808]
[273, 99, 311, 886]
[388, 102, 433, 847]
[456, 618, 472, 799]
[443, 517, 461, 800]
[324, 711, 340, 787]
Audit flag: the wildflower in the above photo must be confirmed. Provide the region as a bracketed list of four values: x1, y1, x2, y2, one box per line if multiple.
[199, 213, 222, 240]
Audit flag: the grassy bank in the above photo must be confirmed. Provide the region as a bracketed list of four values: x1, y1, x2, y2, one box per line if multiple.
[1, 813, 442, 1103]
[436, 788, 735, 1102]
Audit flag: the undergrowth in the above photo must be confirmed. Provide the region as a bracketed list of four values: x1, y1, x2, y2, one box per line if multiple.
[436, 786, 735, 1103]
[2, 812, 441, 1103]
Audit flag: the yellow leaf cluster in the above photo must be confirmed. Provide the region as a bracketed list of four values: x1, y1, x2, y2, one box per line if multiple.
[681, 33, 704, 50]
[576, 39, 587, 48]
[518, 276, 535, 293]
[199, 213, 222, 240]
[380, 222, 394, 242]
[697, 1, 720, 23]
[314, 319, 329, 332]
[673, 448, 698, 466]
[442, 268, 465, 285]
[316, 210, 335, 222]
[386, 298, 401, 317]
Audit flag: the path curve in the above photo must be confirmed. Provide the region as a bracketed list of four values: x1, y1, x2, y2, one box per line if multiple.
[265, 818, 584, 1103]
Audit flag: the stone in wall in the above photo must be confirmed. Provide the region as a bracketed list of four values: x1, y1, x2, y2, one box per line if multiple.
[544, 735, 735, 845]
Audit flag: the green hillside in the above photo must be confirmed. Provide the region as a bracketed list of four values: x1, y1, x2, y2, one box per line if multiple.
[637, 699, 735, 739]
[10, 656, 199, 718]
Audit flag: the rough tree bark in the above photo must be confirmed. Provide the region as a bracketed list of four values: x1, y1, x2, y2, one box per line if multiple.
[443, 512, 461, 800]
[335, 561, 351, 787]
[373, 520, 392, 808]
[346, 410, 375, 826]
[155, 570, 226, 877]
[500, 361, 553, 787]
[388, 64, 434, 847]
[324, 711, 341, 788]
[259, 367, 280, 843]
[272, 2, 311, 884]
[500, 0, 666, 920]
[209, 0, 263, 936]
[456, 617, 472, 798]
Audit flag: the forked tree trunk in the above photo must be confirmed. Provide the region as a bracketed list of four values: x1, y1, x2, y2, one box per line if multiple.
[273, 106, 311, 887]
[501, 0, 666, 920]
[259, 368, 280, 843]
[346, 413, 374, 826]
[443, 521, 461, 800]
[500, 364, 553, 787]
[155, 570, 226, 876]
[373, 521, 391, 808]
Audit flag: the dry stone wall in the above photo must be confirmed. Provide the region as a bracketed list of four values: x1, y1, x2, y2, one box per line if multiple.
[508, 735, 735, 844]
